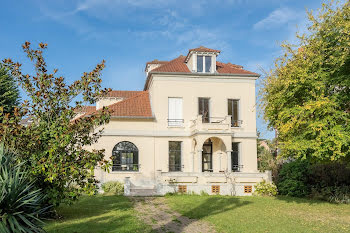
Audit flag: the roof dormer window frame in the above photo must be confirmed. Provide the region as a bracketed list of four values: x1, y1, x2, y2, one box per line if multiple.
[195, 52, 216, 74]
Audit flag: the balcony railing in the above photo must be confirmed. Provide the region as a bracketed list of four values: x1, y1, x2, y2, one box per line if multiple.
[231, 120, 243, 127]
[232, 165, 243, 172]
[168, 164, 183, 172]
[112, 164, 140, 172]
[168, 119, 184, 127]
[190, 115, 232, 132]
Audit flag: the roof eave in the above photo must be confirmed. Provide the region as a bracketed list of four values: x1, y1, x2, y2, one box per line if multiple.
[149, 71, 260, 78]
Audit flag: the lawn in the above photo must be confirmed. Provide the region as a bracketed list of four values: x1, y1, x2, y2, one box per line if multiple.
[44, 195, 152, 233]
[165, 195, 350, 233]
[44, 195, 350, 233]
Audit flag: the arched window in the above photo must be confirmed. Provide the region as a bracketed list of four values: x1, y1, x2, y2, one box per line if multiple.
[112, 141, 139, 171]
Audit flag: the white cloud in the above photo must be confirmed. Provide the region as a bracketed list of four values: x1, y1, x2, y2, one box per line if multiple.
[253, 7, 302, 30]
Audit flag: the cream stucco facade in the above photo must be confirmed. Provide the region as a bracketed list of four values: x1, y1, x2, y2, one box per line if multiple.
[91, 47, 271, 196]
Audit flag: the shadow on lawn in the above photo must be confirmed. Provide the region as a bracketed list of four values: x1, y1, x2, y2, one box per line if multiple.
[275, 195, 334, 205]
[154, 196, 251, 233]
[46, 195, 149, 233]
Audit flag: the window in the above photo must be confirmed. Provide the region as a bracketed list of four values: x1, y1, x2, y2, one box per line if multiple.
[202, 139, 213, 172]
[205, 56, 212, 72]
[199, 98, 210, 123]
[178, 185, 187, 193]
[197, 55, 212, 73]
[232, 142, 240, 172]
[197, 55, 203, 72]
[168, 97, 183, 126]
[212, 185, 220, 194]
[169, 141, 182, 171]
[244, 185, 252, 193]
[228, 99, 240, 127]
[112, 141, 139, 171]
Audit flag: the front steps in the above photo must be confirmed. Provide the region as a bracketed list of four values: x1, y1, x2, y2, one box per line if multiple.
[129, 187, 157, 196]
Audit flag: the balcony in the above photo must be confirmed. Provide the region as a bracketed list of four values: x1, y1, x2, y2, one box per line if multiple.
[112, 164, 140, 172]
[190, 115, 232, 132]
[167, 119, 184, 127]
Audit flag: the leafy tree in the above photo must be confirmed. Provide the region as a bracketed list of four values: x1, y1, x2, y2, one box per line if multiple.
[0, 66, 20, 118]
[0, 42, 111, 206]
[261, 1, 350, 162]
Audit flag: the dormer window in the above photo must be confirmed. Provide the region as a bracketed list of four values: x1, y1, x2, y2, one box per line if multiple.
[197, 55, 212, 73]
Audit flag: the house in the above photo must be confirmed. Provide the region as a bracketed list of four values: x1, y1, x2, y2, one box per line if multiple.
[83, 46, 271, 196]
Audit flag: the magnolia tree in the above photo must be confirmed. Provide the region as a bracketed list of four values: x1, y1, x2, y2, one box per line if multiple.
[261, 1, 350, 162]
[0, 42, 111, 206]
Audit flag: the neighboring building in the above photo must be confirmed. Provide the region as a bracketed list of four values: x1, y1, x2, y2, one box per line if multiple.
[81, 46, 271, 196]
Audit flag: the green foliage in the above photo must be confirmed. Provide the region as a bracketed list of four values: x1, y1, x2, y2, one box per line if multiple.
[0, 66, 20, 119]
[261, 1, 350, 161]
[312, 186, 350, 204]
[0, 42, 111, 206]
[101, 181, 124, 195]
[0, 149, 50, 233]
[276, 160, 310, 197]
[254, 180, 278, 197]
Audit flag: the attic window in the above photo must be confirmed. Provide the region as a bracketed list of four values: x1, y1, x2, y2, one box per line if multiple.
[197, 55, 212, 73]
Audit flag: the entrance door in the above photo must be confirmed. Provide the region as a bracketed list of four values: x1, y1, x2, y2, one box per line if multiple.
[202, 139, 213, 172]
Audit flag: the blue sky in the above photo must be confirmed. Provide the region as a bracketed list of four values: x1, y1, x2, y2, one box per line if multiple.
[1, 0, 325, 139]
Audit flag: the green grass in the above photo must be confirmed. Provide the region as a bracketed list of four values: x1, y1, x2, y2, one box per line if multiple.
[45, 195, 152, 233]
[165, 195, 350, 233]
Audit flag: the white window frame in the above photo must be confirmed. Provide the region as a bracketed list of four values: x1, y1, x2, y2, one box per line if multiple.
[168, 97, 183, 127]
[197, 55, 213, 73]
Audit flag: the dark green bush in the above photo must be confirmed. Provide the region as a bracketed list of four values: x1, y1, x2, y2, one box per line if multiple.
[0, 149, 50, 232]
[276, 160, 310, 197]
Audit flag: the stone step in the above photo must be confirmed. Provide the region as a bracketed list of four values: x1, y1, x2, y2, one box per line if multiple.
[130, 188, 157, 196]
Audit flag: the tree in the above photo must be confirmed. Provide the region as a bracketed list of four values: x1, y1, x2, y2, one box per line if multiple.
[0, 66, 20, 119]
[261, 1, 350, 162]
[0, 42, 111, 206]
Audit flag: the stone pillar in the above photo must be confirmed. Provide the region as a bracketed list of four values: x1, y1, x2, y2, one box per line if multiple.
[124, 177, 131, 196]
[190, 151, 195, 172]
[226, 150, 232, 172]
[197, 149, 203, 173]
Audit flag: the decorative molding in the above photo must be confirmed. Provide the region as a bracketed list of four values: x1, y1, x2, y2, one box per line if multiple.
[102, 129, 257, 138]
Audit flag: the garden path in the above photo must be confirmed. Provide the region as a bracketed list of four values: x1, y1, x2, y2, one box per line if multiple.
[130, 197, 217, 233]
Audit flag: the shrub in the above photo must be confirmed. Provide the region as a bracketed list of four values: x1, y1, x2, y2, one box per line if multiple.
[254, 180, 278, 197]
[276, 160, 310, 197]
[101, 181, 124, 195]
[0, 149, 50, 232]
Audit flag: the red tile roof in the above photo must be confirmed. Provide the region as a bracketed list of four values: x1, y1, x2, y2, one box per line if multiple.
[74, 106, 96, 114]
[108, 91, 153, 118]
[216, 62, 259, 76]
[146, 59, 169, 65]
[107, 90, 145, 98]
[188, 46, 221, 53]
[151, 56, 190, 73]
[77, 91, 153, 120]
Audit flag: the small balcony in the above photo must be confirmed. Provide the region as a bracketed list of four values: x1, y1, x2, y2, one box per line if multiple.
[190, 115, 232, 132]
[112, 164, 140, 172]
[167, 119, 184, 127]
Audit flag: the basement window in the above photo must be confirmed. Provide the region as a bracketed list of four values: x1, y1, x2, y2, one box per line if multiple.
[178, 185, 187, 193]
[211, 185, 220, 194]
[244, 185, 252, 194]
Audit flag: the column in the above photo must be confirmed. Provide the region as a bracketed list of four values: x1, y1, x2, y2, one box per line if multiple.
[197, 149, 203, 173]
[190, 151, 195, 172]
[226, 150, 232, 172]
